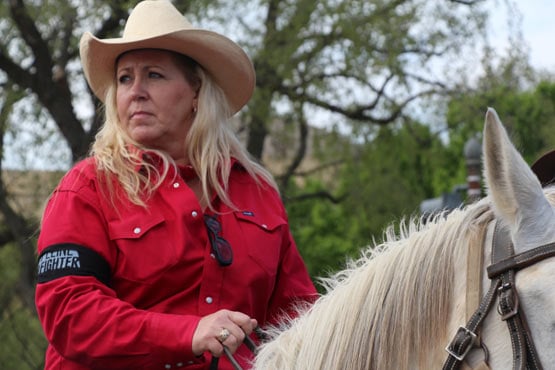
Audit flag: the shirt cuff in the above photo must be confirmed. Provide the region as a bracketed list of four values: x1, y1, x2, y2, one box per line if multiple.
[146, 312, 206, 368]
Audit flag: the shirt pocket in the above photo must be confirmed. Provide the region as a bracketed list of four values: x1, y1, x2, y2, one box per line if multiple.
[108, 211, 176, 283]
[233, 211, 287, 277]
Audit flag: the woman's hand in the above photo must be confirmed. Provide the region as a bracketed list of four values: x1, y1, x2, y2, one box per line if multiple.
[192, 309, 257, 357]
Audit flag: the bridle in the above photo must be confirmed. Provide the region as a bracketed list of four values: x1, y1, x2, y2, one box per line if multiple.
[443, 221, 555, 370]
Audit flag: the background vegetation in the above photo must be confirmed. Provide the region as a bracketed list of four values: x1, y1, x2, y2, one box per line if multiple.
[1, 0, 555, 368]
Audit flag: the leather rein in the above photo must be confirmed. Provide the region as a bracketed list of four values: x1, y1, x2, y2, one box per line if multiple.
[443, 221, 555, 370]
[209, 327, 260, 370]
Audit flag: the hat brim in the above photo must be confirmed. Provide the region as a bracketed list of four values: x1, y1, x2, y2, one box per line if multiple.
[532, 149, 555, 186]
[80, 29, 255, 114]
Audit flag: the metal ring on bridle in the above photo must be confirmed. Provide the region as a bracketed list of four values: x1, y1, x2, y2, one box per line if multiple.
[218, 328, 231, 343]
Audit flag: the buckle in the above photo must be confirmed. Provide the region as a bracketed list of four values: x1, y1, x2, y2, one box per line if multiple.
[445, 326, 477, 361]
[497, 282, 519, 320]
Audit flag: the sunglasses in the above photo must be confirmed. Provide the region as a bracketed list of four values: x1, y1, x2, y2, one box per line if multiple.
[204, 215, 233, 266]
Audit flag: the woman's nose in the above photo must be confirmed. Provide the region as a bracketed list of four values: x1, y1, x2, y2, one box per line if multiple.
[129, 77, 148, 100]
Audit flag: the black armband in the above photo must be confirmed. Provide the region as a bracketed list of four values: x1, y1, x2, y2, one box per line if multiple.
[37, 243, 111, 286]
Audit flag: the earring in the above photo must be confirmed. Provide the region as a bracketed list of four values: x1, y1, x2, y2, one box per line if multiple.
[193, 106, 198, 113]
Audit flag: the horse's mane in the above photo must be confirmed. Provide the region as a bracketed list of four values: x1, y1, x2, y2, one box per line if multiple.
[254, 200, 495, 370]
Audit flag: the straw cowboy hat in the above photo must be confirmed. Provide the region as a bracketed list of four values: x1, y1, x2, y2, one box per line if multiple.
[79, 0, 255, 114]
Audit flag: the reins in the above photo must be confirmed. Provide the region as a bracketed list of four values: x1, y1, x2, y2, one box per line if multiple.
[443, 221, 555, 370]
[209, 327, 261, 370]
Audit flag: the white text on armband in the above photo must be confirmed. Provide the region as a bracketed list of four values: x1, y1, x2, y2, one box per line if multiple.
[37, 243, 111, 285]
[38, 249, 81, 274]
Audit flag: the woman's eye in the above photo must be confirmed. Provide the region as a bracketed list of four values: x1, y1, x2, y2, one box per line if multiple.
[149, 71, 162, 79]
[118, 75, 130, 84]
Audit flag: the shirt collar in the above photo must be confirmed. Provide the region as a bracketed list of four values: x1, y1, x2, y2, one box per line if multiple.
[130, 146, 241, 178]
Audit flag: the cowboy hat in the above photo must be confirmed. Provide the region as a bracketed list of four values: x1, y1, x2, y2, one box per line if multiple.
[531, 149, 555, 186]
[79, 0, 255, 114]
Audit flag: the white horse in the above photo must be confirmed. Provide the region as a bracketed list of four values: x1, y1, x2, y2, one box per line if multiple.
[252, 108, 555, 369]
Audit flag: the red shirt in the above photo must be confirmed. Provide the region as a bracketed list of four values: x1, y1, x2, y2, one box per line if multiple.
[36, 155, 317, 370]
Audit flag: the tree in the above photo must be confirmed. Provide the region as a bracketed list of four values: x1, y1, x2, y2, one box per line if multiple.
[446, 54, 555, 173]
[0, 0, 493, 306]
[283, 116, 470, 288]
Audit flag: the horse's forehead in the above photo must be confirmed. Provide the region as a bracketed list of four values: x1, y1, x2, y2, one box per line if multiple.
[517, 260, 555, 289]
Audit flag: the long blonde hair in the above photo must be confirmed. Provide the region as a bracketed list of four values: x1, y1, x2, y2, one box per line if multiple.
[91, 52, 276, 210]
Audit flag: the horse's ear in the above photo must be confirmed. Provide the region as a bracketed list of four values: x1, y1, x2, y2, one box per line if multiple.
[483, 107, 555, 251]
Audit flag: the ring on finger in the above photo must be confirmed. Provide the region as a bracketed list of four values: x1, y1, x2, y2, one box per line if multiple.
[217, 328, 231, 343]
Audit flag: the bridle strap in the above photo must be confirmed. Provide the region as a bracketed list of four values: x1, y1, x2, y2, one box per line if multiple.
[443, 276, 500, 370]
[487, 241, 555, 278]
[443, 222, 501, 370]
[487, 225, 547, 370]
[444, 222, 550, 370]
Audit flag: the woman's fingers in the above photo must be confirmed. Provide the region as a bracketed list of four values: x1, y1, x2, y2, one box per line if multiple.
[192, 310, 257, 357]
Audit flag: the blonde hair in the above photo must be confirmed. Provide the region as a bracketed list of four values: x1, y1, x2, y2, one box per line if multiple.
[91, 52, 276, 210]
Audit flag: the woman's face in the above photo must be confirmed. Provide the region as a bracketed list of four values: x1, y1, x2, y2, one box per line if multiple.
[116, 49, 198, 162]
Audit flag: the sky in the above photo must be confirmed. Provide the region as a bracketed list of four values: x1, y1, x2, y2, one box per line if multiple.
[494, 0, 555, 72]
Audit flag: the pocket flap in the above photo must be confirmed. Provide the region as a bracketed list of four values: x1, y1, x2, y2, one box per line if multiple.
[108, 212, 165, 240]
[234, 210, 285, 231]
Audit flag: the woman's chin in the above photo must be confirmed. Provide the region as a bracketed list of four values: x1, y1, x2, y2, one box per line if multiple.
[129, 130, 160, 146]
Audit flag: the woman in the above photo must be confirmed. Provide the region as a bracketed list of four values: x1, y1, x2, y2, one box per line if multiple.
[35, 1, 317, 369]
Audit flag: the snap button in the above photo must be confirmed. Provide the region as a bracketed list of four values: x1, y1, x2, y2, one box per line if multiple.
[164, 364, 171, 369]
[205, 296, 213, 304]
[191, 211, 198, 218]
[177, 362, 184, 367]
[133, 227, 141, 234]
[261, 224, 268, 229]
[173, 182, 180, 188]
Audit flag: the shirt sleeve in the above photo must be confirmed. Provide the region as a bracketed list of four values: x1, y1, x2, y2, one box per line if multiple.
[265, 209, 319, 325]
[35, 176, 205, 369]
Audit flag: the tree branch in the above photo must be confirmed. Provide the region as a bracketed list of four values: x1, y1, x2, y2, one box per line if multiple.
[449, 0, 484, 4]
[8, 0, 53, 74]
[278, 104, 309, 190]
[289, 159, 344, 177]
[285, 190, 346, 204]
[0, 49, 34, 89]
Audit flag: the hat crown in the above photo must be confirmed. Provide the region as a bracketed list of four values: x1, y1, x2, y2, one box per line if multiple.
[122, 0, 194, 40]
[80, 0, 255, 113]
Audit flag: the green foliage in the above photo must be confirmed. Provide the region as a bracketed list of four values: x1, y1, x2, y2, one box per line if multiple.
[287, 121, 453, 286]
[290, 66, 555, 288]
[286, 179, 362, 290]
[0, 243, 47, 370]
[447, 78, 555, 165]
[338, 122, 449, 237]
